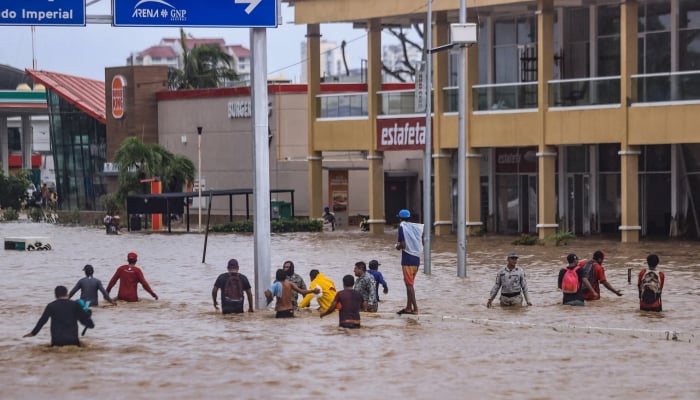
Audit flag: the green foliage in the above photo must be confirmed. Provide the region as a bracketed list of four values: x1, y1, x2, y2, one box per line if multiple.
[28, 207, 45, 222]
[210, 218, 322, 233]
[168, 28, 238, 90]
[100, 193, 123, 216]
[0, 169, 32, 210]
[62, 209, 81, 225]
[113, 136, 195, 203]
[544, 230, 575, 246]
[2, 207, 19, 221]
[511, 233, 541, 246]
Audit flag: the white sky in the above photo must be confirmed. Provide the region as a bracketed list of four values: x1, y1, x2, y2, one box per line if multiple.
[1, 1, 378, 83]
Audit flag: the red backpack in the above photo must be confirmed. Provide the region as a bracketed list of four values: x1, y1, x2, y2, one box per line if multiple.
[561, 265, 581, 294]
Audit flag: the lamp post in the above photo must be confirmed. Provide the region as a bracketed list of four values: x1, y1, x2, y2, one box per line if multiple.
[197, 126, 202, 233]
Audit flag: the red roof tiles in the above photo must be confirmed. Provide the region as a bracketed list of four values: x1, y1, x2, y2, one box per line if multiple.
[26, 69, 105, 124]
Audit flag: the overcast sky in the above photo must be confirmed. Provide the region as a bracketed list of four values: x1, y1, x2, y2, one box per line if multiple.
[1, 1, 376, 83]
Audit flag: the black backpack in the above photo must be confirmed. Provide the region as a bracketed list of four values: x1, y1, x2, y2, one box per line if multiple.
[223, 273, 244, 304]
[580, 260, 596, 291]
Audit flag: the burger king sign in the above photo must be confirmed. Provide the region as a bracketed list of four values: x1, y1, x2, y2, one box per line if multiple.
[111, 75, 126, 119]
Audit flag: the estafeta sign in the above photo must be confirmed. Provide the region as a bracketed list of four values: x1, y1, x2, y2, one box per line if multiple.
[111, 75, 126, 119]
[376, 117, 431, 151]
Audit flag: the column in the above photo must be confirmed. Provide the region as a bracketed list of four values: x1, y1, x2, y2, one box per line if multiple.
[22, 115, 32, 170]
[536, 0, 558, 239]
[619, 0, 640, 242]
[367, 18, 385, 234]
[0, 117, 8, 174]
[306, 24, 323, 220]
[465, 13, 482, 235]
[432, 12, 452, 236]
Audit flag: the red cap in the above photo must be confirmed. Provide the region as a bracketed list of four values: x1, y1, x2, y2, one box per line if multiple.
[127, 252, 138, 261]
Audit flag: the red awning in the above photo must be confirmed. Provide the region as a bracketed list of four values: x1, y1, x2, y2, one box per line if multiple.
[8, 154, 42, 168]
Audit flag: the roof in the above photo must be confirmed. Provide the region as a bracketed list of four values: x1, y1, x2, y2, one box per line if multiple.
[227, 45, 250, 58]
[161, 37, 226, 50]
[26, 69, 106, 124]
[136, 45, 178, 60]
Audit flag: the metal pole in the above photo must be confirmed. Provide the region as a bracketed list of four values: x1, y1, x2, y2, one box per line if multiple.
[423, 0, 433, 275]
[197, 126, 202, 233]
[251, 27, 271, 310]
[457, 0, 468, 277]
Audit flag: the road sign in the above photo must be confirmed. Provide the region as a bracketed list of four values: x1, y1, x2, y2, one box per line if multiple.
[113, 0, 277, 28]
[0, 0, 85, 26]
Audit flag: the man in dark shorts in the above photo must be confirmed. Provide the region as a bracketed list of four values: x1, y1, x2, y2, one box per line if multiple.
[320, 275, 364, 329]
[212, 259, 254, 314]
[265, 269, 319, 318]
[24, 286, 95, 346]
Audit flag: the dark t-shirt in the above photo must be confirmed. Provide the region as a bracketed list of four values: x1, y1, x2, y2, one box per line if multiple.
[335, 289, 363, 324]
[558, 266, 586, 304]
[30, 299, 95, 346]
[214, 272, 252, 314]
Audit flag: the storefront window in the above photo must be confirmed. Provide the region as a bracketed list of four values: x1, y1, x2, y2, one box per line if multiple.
[47, 90, 106, 211]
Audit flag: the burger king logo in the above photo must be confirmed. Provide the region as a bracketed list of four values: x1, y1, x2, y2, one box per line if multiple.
[111, 75, 126, 119]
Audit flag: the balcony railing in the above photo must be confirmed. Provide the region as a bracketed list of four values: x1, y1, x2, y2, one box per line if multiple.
[472, 82, 538, 111]
[317, 92, 368, 118]
[548, 76, 620, 107]
[631, 71, 700, 104]
[378, 89, 433, 115]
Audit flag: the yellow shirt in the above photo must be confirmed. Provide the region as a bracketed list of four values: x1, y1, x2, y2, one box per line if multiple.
[299, 272, 336, 311]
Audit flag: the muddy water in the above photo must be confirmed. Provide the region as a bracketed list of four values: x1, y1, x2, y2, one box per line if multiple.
[1, 222, 698, 399]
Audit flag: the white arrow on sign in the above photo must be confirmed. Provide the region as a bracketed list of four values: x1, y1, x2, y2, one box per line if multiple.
[235, 0, 263, 14]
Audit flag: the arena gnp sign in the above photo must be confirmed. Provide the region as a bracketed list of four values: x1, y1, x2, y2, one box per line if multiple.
[376, 117, 431, 151]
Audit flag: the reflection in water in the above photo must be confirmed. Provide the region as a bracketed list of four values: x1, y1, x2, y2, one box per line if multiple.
[1, 223, 698, 399]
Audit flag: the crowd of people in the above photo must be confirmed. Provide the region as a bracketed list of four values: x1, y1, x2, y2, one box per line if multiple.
[23, 209, 667, 346]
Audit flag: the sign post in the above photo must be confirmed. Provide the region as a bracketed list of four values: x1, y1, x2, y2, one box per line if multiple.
[112, 0, 277, 27]
[0, 0, 85, 26]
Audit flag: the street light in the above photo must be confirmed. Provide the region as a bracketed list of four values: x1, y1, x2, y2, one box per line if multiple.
[197, 126, 202, 233]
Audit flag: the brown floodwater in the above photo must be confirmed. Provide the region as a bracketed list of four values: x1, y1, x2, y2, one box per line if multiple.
[1, 222, 698, 399]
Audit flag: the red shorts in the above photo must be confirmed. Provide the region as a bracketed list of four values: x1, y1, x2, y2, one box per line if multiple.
[402, 266, 418, 286]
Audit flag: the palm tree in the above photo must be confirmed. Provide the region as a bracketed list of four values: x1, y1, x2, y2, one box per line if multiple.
[168, 28, 239, 90]
[113, 137, 195, 201]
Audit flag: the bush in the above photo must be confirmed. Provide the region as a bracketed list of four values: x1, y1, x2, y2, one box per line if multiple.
[61, 209, 81, 225]
[2, 207, 19, 221]
[210, 218, 322, 233]
[100, 193, 123, 216]
[28, 207, 45, 222]
[544, 231, 575, 246]
[511, 233, 541, 246]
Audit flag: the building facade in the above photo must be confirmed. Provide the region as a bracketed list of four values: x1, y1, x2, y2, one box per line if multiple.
[291, 0, 700, 242]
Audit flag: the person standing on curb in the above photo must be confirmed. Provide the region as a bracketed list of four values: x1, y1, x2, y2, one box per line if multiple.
[486, 252, 533, 308]
[395, 209, 423, 315]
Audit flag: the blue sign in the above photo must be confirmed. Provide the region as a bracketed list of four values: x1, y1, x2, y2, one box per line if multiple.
[113, 0, 277, 28]
[0, 0, 85, 26]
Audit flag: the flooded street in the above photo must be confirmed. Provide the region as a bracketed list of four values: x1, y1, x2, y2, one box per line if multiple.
[1, 222, 698, 399]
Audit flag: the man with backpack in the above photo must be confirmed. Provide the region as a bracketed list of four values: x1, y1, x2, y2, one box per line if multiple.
[212, 258, 254, 314]
[579, 250, 623, 301]
[638, 254, 664, 312]
[558, 253, 596, 306]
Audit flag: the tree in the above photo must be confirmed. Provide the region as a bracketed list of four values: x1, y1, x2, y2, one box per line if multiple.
[0, 168, 31, 210]
[168, 28, 239, 90]
[112, 137, 195, 203]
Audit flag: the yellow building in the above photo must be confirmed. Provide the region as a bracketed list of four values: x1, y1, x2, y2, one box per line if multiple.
[291, 0, 700, 242]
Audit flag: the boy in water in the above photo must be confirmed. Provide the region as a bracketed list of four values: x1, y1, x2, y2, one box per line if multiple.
[265, 269, 319, 318]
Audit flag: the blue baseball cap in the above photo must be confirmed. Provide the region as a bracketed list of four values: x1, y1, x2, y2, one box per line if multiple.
[397, 209, 410, 218]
